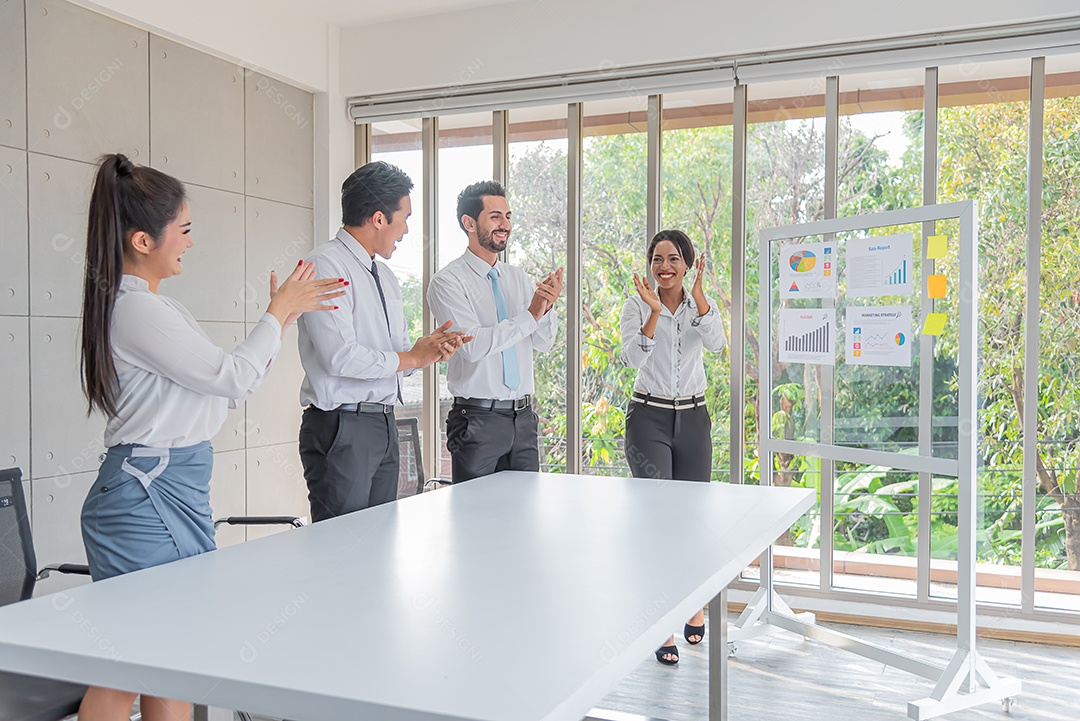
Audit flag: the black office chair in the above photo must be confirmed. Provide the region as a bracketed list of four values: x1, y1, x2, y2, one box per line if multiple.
[0, 467, 92, 721]
[396, 416, 425, 499]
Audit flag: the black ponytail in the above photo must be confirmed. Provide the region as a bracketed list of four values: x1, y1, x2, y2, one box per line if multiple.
[80, 154, 185, 417]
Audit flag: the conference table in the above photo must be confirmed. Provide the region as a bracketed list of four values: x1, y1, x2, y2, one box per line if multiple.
[0, 471, 812, 721]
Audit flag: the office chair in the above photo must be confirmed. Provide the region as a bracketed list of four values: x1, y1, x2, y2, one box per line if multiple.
[0, 467, 92, 721]
[396, 416, 425, 498]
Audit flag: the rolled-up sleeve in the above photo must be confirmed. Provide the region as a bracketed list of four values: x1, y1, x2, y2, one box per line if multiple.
[113, 295, 281, 400]
[619, 297, 655, 369]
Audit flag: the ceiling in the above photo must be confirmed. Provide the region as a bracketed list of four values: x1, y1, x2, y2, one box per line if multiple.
[262, 0, 523, 27]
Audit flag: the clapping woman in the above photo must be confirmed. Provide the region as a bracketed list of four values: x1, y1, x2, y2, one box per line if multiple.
[619, 229, 728, 666]
[77, 154, 346, 721]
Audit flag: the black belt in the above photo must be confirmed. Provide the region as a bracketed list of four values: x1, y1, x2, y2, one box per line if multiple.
[631, 393, 706, 410]
[335, 402, 395, 414]
[454, 396, 531, 411]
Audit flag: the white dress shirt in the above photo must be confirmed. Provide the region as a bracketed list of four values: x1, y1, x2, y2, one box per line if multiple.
[298, 228, 411, 410]
[105, 274, 282, 448]
[427, 249, 557, 400]
[619, 293, 727, 397]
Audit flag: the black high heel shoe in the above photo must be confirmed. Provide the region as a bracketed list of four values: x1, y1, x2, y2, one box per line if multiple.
[655, 643, 679, 665]
[683, 622, 705, 645]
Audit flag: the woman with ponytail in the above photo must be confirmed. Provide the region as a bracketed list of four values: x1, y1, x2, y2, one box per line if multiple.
[77, 154, 345, 721]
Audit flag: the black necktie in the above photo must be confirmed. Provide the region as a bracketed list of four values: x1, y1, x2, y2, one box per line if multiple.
[371, 260, 403, 404]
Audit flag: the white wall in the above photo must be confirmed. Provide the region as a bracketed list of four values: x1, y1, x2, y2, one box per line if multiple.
[339, 0, 1080, 96]
[70, 0, 330, 91]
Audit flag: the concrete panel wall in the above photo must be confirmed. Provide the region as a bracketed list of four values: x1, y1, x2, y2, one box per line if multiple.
[0, 0, 315, 595]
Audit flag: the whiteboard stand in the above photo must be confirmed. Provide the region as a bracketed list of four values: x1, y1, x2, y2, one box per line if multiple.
[732, 202, 1021, 720]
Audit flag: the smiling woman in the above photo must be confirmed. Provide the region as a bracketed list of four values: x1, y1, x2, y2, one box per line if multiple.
[75, 153, 346, 721]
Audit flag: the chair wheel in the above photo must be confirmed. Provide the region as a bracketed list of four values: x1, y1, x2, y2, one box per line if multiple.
[727, 641, 738, 657]
[1002, 697, 1015, 713]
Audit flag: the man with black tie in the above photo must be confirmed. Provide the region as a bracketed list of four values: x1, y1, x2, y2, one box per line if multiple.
[297, 161, 468, 521]
[427, 180, 563, 482]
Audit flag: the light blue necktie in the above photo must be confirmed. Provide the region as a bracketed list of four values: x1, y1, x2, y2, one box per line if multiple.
[488, 267, 520, 391]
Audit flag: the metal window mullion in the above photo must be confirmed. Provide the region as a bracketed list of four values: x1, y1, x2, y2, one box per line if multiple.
[820, 76, 838, 593]
[567, 103, 584, 474]
[917, 66, 939, 605]
[730, 83, 748, 486]
[493, 110, 509, 186]
[421, 117, 439, 480]
[354, 122, 372, 167]
[1022, 57, 1045, 615]
[493, 110, 509, 265]
[647, 95, 662, 242]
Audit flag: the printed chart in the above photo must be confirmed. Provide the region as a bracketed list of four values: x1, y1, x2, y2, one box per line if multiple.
[846, 305, 913, 367]
[780, 241, 837, 299]
[779, 308, 836, 365]
[846, 233, 914, 298]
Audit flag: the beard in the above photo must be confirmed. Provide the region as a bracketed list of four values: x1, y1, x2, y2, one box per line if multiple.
[478, 226, 508, 253]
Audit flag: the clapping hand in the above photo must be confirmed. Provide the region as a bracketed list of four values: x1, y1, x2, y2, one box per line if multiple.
[632, 272, 662, 314]
[690, 257, 710, 315]
[269, 261, 347, 330]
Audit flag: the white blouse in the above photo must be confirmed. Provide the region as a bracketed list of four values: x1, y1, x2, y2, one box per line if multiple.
[619, 293, 727, 397]
[104, 275, 282, 448]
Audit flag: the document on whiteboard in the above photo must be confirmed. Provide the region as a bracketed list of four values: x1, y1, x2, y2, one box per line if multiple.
[779, 241, 837, 299]
[779, 308, 836, 365]
[847, 305, 913, 367]
[846, 234, 914, 298]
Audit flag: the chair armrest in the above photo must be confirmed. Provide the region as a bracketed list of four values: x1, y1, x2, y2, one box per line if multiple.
[36, 563, 92, 580]
[423, 478, 452, 492]
[213, 515, 305, 529]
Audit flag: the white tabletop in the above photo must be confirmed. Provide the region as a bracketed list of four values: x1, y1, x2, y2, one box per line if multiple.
[0, 472, 812, 721]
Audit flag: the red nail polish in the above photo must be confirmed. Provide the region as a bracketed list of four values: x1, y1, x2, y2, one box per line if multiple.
[339, 278, 345, 282]
[333, 305, 339, 310]
[297, 260, 303, 266]
[344, 281, 349, 286]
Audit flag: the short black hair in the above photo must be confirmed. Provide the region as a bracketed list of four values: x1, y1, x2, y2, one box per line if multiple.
[341, 161, 414, 227]
[456, 180, 506, 233]
[646, 229, 696, 267]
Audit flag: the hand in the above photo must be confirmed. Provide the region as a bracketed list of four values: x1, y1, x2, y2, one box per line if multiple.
[632, 272, 662, 315]
[268, 261, 347, 330]
[690, 257, 710, 315]
[404, 321, 469, 369]
[529, 267, 564, 320]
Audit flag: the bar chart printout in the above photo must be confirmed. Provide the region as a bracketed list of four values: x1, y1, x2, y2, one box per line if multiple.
[846, 233, 914, 298]
[779, 308, 836, 365]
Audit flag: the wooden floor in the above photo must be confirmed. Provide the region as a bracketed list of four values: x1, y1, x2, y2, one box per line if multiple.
[594, 622, 1079, 721]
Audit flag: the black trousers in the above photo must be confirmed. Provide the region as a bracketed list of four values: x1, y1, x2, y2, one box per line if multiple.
[446, 404, 540, 483]
[298, 407, 399, 522]
[624, 400, 712, 482]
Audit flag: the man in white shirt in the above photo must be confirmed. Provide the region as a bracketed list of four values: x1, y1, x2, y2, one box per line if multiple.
[427, 180, 563, 482]
[298, 162, 467, 521]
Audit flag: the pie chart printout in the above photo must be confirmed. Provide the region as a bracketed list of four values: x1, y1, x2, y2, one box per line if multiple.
[790, 250, 817, 273]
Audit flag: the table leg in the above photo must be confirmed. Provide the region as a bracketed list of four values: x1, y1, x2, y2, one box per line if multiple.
[709, 586, 728, 721]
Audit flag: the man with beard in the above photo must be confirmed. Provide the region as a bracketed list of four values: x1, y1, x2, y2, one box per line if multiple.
[427, 180, 564, 482]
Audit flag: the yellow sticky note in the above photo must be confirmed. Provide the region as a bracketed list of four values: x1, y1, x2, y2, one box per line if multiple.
[927, 274, 947, 299]
[926, 235, 948, 259]
[922, 313, 948, 336]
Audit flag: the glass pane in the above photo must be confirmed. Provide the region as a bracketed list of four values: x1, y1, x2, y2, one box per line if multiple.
[661, 87, 735, 483]
[508, 105, 568, 472]
[371, 121, 428, 476]
[1036, 53, 1080, 612]
[931, 58, 1030, 606]
[580, 96, 648, 475]
[436, 112, 493, 475]
[745, 78, 826, 585]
